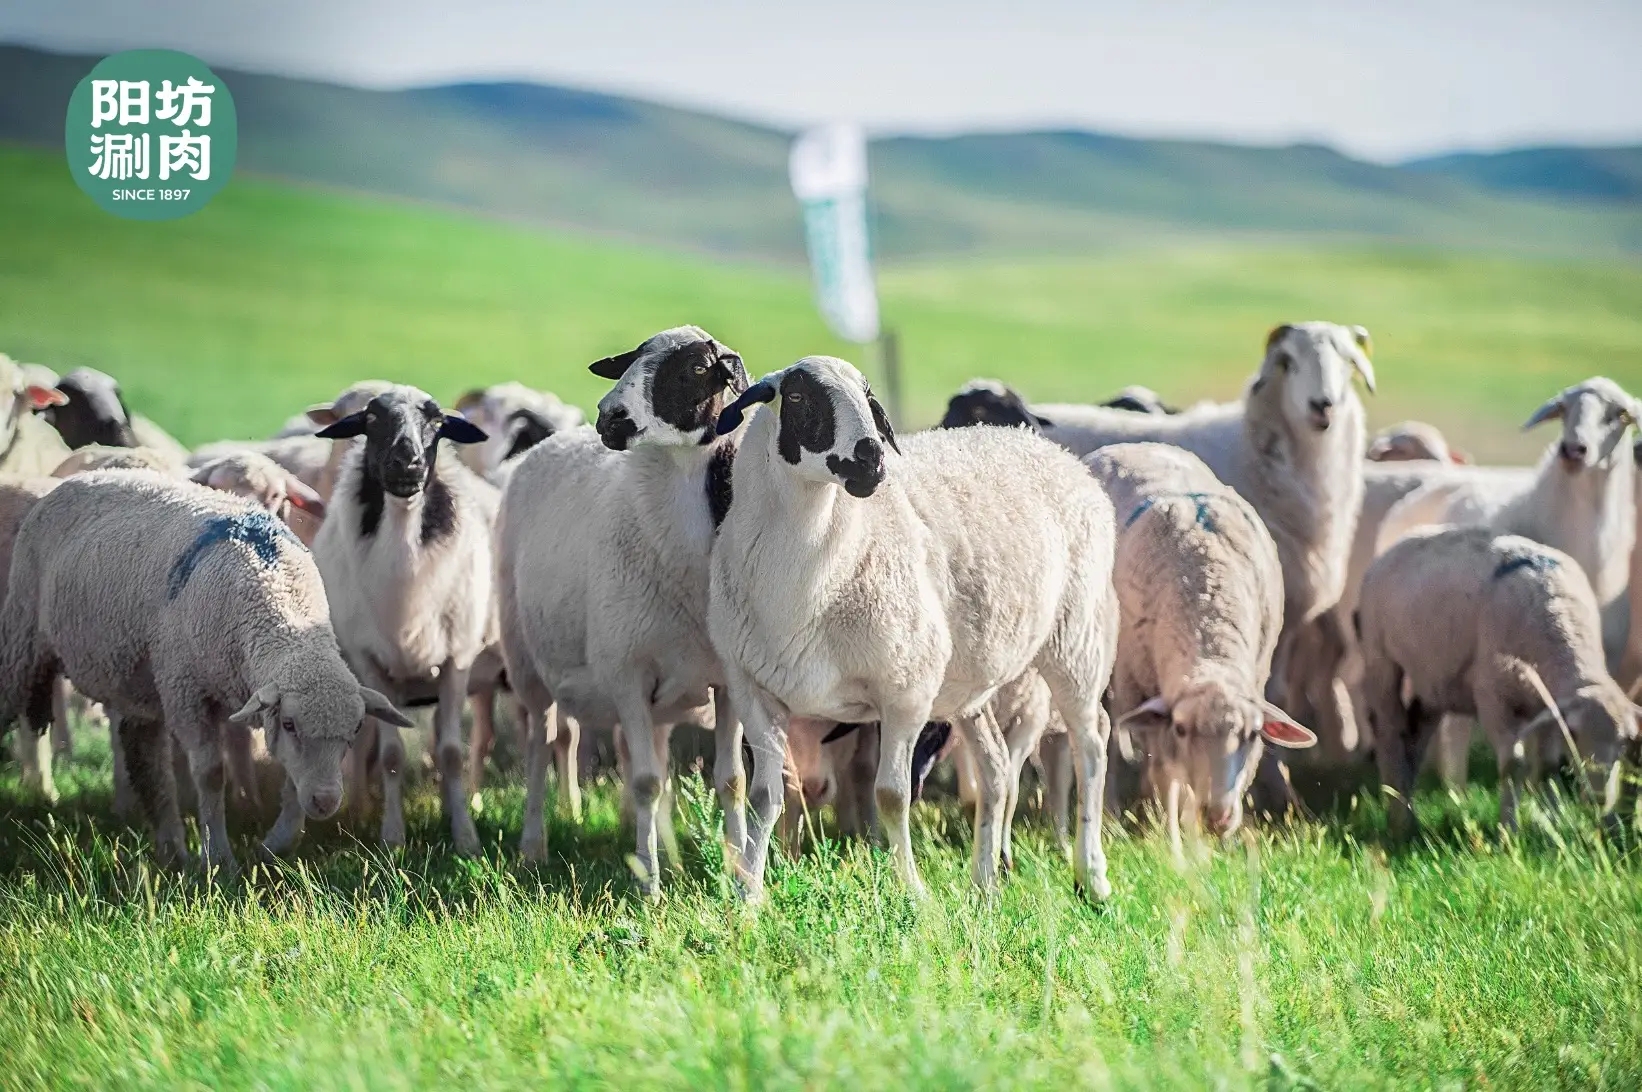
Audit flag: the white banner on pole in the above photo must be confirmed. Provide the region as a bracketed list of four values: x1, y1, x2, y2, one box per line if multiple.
[789, 123, 880, 344]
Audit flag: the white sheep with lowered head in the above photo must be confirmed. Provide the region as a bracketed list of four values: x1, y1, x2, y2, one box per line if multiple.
[1083, 442, 1317, 851]
[709, 355, 1121, 901]
[1357, 526, 1639, 837]
[496, 327, 751, 894]
[0, 471, 410, 871]
[312, 385, 497, 855]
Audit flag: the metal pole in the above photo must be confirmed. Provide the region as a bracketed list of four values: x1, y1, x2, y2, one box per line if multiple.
[879, 328, 904, 429]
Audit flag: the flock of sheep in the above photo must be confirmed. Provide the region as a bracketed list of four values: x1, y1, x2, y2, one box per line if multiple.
[0, 319, 1637, 902]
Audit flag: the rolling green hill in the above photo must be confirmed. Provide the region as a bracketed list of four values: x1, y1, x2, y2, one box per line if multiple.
[6, 43, 1642, 262]
[2, 142, 1640, 463]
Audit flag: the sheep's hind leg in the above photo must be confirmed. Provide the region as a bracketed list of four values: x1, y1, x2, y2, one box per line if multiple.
[711, 686, 747, 863]
[955, 708, 1009, 890]
[614, 688, 668, 897]
[122, 715, 187, 868]
[436, 660, 481, 856]
[466, 684, 496, 794]
[519, 702, 554, 862]
[554, 706, 582, 821]
[876, 707, 935, 899]
[1039, 731, 1072, 853]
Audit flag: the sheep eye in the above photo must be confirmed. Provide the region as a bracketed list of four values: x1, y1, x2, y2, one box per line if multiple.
[787, 391, 803, 403]
[1173, 722, 1188, 739]
[693, 364, 709, 376]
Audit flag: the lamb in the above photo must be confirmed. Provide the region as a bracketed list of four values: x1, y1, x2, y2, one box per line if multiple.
[0, 471, 410, 871]
[709, 356, 1121, 900]
[1083, 443, 1316, 850]
[312, 385, 496, 855]
[43, 366, 190, 469]
[1357, 526, 1638, 837]
[1376, 379, 1639, 668]
[1367, 420, 1468, 464]
[452, 382, 585, 481]
[496, 326, 750, 893]
[0, 353, 71, 476]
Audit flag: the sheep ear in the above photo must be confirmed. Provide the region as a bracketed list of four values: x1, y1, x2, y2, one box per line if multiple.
[822, 722, 864, 744]
[716, 378, 776, 436]
[1115, 696, 1170, 762]
[437, 414, 488, 445]
[714, 346, 750, 395]
[911, 721, 952, 801]
[1523, 394, 1565, 431]
[1029, 411, 1056, 430]
[589, 347, 643, 380]
[284, 476, 327, 517]
[1259, 701, 1317, 749]
[306, 404, 340, 427]
[360, 686, 414, 728]
[867, 393, 900, 454]
[314, 411, 367, 439]
[452, 388, 486, 413]
[1265, 324, 1295, 352]
[25, 384, 67, 410]
[1351, 325, 1373, 357]
[229, 683, 281, 725]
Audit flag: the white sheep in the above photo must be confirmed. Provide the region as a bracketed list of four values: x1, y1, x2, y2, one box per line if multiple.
[709, 356, 1121, 900]
[1367, 420, 1468, 464]
[496, 326, 750, 893]
[190, 450, 328, 547]
[1083, 442, 1316, 850]
[312, 385, 496, 855]
[452, 381, 585, 482]
[0, 353, 71, 476]
[1029, 323, 1375, 719]
[1357, 526, 1638, 836]
[0, 477, 62, 800]
[0, 471, 409, 871]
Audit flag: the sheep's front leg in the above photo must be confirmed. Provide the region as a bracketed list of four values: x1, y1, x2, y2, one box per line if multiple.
[261, 775, 306, 857]
[224, 721, 262, 811]
[108, 713, 140, 823]
[1063, 701, 1114, 901]
[955, 710, 1009, 889]
[121, 715, 187, 868]
[14, 724, 55, 803]
[711, 686, 747, 863]
[727, 668, 785, 901]
[520, 702, 554, 861]
[614, 688, 667, 897]
[49, 676, 72, 758]
[877, 709, 933, 898]
[184, 732, 238, 877]
[436, 660, 481, 856]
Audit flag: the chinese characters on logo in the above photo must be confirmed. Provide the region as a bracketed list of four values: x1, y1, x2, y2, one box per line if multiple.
[88, 77, 215, 182]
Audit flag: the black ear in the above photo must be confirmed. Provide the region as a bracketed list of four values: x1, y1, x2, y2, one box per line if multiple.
[502, 408, 555, 460]
[715, 378, 776, 435]
[714, 348, 750, 394]
[315, 410, 368, 440]
[589, 347, 643, 380]
[1030, 411, 1055, 430]
[438, 414, 488, 445]
[822, 722, 864, 744]
[867, 394, 900, 454]
[1265, 324, 1295, 352]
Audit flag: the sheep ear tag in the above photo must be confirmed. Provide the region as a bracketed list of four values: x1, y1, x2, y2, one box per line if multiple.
[1259, 702, 1317, 749]
[438, 414, 488, 445]
[314, 410, 368, 440]
[715, 379, 776, 436]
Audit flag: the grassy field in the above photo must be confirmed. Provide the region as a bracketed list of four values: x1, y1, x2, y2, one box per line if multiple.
[6, 140, 1642, 1088]
[3, 144, 1642, 460]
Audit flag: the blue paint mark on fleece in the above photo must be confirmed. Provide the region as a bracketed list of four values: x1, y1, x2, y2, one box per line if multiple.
[168, 510, 299, 600]
[1493, 552, 1559, 582]
[1125, 492, 1218, 534]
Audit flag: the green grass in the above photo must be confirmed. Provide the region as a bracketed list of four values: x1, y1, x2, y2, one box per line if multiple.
[6, 139, 1642, 1087]
[3, 144, 1642, 461]
[4, 725, 1642, 1089]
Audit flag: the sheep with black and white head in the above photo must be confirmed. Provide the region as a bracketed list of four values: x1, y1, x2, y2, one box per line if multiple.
[709, 355, 1120, 901]
[496, 326, 751, 894]
[311, 385, 496, 855]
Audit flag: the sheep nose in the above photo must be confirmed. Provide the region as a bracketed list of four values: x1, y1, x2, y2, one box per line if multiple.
[596, 406, 640, 450]
[308, 786, 342, 818]
[1205, 803, 1238, 835]
[1560, 440, 1589, 464]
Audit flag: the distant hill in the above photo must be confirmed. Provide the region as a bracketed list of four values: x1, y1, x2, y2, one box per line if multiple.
[5, 43, 1641, 261]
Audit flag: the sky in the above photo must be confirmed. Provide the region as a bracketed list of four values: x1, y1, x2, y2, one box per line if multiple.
[4, 0, 1641, 161]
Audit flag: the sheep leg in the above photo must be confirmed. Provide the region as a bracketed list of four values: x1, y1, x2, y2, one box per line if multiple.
[436, 660, 481, 856]
[1039, 732, 1072, 853]
[1060, 697, 1113, 902]
[728, 669, 786, 901]
[108, 713, 140, 823]
[951, 733, 979, 814]
[710, 686, 747, 863]
[838, 723, 880, 841]
[956, 709, 1009, 890]
[520, 702, 553, 862]
[377, 716, 408, 848]
[261, 775, 306, 857]
[183, 733, 238, 877]
[876, 715, 928, 898]
[1433, 716, 1472, 789]
[466, 684, 496, 794]
[999, 708, 1043, 876]
[348, 716, 377, 825]
[14, 723, 55, 803]
[554, 706, 582, 821]
[224, 721, 262, 812]
[122, 715, 187, 868]
[614, 689, 667, 897]
[50, 676, 72, 758]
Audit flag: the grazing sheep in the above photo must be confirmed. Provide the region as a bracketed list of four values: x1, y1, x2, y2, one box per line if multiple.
[1029, 324, 1375, 719]
[709, 356, 1121, 900]
[0, 471, 409, 871]
[496, 327, 751, 891]
[1358, 526, 1638, 837]
[1084, 443, 1316, 850]
[1377, 378, 1639, 668]
[0, 354, 71, 476]
[1367, 420, 1468, 464]
[452, 382, 585, 481]
[312, 385, 495, 855]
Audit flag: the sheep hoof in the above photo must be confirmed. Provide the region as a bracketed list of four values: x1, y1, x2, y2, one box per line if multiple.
[1074, 875, 1113, 905]
[380, 817, 406, 849]
[519, 834, 548, 863]
[452, 821, 481, 858]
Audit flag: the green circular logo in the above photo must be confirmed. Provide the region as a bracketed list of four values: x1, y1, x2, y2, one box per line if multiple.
[64, 50, 237, 220]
